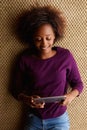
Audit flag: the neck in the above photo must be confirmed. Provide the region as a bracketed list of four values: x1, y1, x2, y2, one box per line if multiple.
[38, 50, 56, 59]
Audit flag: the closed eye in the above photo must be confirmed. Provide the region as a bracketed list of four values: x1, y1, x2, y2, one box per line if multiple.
[46, 37, 51, 40]
[34, 36, 52, 42]
[34, 37, 42, 42]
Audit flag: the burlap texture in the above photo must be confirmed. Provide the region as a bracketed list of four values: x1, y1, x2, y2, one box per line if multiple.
[1, 0, 87, 130]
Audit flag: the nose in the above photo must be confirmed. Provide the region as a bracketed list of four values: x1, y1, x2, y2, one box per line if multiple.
[42, 38, 47, 46]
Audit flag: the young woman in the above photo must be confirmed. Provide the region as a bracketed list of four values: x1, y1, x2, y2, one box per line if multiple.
[13, 6, 83, 130]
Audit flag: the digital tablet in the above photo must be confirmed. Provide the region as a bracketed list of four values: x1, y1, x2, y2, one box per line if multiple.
[34, 96, 66, 103]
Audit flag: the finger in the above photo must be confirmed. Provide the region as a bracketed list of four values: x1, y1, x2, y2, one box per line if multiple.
[59, 100, 67, 106]
[35, 103, 45, 108]
[30, 100, 45, 108]
[40, 103, 45, 108]
[30, 104, 43, 108]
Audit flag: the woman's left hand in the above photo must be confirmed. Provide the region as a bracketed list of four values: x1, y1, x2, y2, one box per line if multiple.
[62, 89, 79, 106]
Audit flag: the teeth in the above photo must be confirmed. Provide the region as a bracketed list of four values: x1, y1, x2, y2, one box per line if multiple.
[41, 47, 48, 50]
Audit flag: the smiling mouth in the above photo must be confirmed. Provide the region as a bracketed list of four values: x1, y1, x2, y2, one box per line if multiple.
[41, 46, 50, 50]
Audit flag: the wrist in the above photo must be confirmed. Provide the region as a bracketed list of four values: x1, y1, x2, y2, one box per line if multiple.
[70, 89, 79, 98]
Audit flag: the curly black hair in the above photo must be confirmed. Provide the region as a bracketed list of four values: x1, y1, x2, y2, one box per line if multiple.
[16, 5, 66, 45]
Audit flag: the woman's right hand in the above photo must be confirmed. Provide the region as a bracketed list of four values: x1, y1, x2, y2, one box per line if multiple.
[18, 93, 45, 108]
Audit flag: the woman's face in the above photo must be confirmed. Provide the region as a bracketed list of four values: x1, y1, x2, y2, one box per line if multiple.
[33, 24, 55, 55]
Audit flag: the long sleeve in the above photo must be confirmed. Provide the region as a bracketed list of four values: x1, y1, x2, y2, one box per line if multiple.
[67, 51, 83, 94]
[12, 56, 26, 99]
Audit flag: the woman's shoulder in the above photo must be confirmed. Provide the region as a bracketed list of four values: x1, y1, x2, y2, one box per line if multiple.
[56, 47, 75, 63]
[16, 48, 32, 63]
[55, 46, 71, 56]
[19, 48, 33, 58]
[20, 48, 32, 56]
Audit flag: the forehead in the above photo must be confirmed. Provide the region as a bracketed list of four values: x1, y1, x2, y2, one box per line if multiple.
[35, 24, 55, 37]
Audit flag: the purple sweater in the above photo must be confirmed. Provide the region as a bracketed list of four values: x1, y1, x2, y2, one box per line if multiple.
[14, 47, 83, 119]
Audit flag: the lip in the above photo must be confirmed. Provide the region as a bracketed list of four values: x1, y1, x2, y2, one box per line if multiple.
[40, 46, 49, 50]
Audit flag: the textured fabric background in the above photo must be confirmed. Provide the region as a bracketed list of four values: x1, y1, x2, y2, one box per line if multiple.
[1, 0, 87, 130]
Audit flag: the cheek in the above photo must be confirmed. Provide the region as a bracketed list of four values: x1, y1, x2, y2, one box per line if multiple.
[34, 42, 41, 48]
[51, 37, 55, 43]
[50, 39, 55, 45]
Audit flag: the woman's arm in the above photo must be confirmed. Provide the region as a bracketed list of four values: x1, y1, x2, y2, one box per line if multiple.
[62, 51, 84, 106]
[62, 89, 79, 106]
[18, 93, 45, 108]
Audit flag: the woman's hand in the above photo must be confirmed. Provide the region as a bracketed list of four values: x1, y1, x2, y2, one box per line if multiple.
[62, 89, 79, 106]
[18, 93, 45, 108]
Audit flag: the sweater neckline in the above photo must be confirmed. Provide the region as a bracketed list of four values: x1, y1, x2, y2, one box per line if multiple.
[31, 47, 59, 62]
